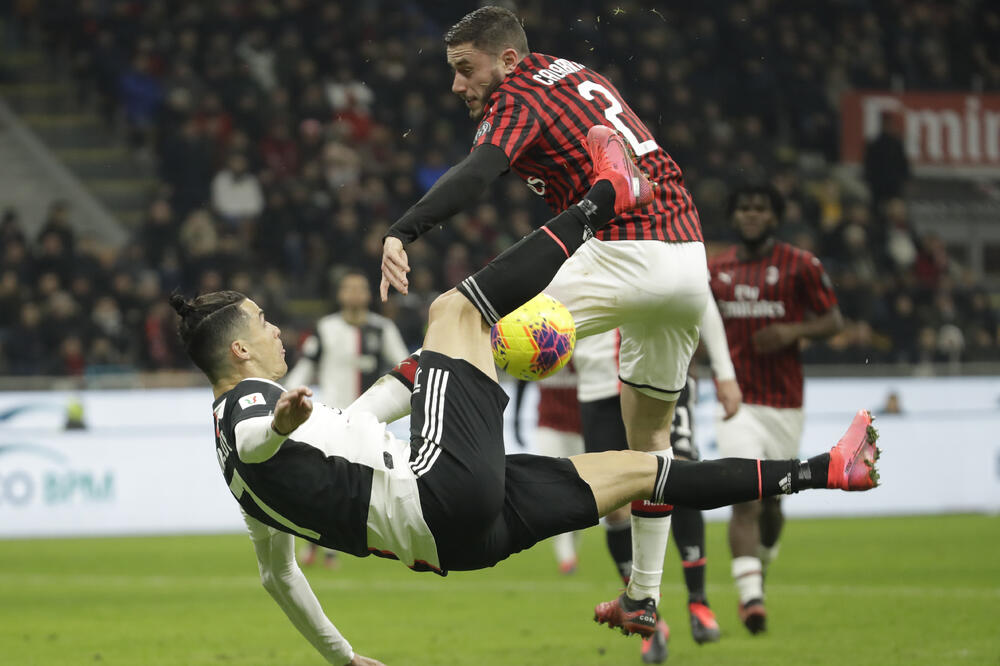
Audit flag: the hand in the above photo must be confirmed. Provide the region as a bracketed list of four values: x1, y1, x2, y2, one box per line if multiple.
[271, 387, 313, 435]
[752, 323, 799, 354]
[380, 236, 410, 301]
[347, 654, 385, 666]
[715, 378, 742, 420]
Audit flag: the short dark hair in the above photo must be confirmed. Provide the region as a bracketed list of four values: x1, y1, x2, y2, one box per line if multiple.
[169, 290, 248, 382]
[445, 6, 529, 57]
[726, 182, 786, 222]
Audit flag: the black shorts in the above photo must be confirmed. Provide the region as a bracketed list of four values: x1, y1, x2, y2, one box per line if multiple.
[670, 378, 700, 461]
[411, 351, 598, 572]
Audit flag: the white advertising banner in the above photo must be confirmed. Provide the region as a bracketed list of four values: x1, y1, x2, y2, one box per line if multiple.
[1, 376, 997, 539]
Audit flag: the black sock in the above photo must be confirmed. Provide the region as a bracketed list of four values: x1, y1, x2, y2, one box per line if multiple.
[672, 505, 707, 604]
[457, 183, 616, 325]
[659, 457, 830, 510]
[604, 522, 633, 585]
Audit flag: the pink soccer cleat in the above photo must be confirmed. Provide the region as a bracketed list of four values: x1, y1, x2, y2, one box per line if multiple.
[827, 409, 881, 491]
[585, 125, 654, 215]
[594, 592, 660, 638]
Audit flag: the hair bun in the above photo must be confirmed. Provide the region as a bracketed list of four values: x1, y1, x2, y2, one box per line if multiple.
[169, 292, 193, 317]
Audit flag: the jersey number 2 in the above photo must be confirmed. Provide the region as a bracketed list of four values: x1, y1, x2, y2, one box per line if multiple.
[577, 82, 658, 156]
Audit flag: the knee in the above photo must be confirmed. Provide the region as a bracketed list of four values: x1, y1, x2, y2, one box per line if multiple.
[428, 289, 481, 326]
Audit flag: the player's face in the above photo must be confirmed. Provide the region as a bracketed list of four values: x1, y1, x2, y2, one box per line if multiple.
[732, 193, 777, 245]
[239, 299, 287, 379]
[447, 43, 507, 120]
[337, 274, 371, 311]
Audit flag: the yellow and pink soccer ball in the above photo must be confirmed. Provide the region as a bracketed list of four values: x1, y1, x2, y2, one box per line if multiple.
[491, 294, 576, 380]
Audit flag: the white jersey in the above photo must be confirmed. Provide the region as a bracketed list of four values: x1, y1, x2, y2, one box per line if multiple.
[213, 377, 438, 571]
[284, 312, 409, 408]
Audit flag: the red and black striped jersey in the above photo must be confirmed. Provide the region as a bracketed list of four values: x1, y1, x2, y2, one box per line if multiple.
[708, 242, 838, 408]
[536, 361, 581, 434]
[472, 53, 702, 243]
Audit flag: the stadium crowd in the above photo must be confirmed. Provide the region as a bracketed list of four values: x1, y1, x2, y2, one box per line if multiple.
[1, 0, 998, 376]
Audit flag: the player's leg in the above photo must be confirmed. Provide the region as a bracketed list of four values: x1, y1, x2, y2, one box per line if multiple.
[436, 409, 878, 584]
[668, 380, 721, 644]
[758, 496, 783, 573]
[717, 404, 771, 633]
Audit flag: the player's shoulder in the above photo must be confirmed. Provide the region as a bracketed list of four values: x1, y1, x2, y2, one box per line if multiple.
[776, 241, 824, 270]
[708, 245, 739, 270]
[365, 311, 401, 331]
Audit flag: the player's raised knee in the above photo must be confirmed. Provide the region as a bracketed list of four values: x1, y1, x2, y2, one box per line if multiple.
[428, 288, 486, 328]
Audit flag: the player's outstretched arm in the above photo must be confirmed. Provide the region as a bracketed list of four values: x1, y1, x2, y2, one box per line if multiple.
[699, 296, 742, 419]
[381, 144, 509, 300]
[243, 512, 362, 665]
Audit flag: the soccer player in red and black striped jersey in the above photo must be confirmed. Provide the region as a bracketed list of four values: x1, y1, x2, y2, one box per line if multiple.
[380, 8, 709, 651]
[708, 183, 845, 634]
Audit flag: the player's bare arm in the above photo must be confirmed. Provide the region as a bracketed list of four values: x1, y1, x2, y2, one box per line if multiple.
[752, 306, 845, 354]
[347, 655, 385, 666]
[271, 386, 313, 435]
[715, 379, 743, 419]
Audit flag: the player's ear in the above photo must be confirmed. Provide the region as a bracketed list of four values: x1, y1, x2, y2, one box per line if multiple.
[500, 47, 520, 73]
[230, 338, 251, 362]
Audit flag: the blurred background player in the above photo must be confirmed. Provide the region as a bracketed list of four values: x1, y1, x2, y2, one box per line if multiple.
[284, 269, 409, 567]
[517, 362, 586, 575]
[709, 182, 844, 634]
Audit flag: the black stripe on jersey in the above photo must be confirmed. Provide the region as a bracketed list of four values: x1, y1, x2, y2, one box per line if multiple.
[224, 378, 285, 426]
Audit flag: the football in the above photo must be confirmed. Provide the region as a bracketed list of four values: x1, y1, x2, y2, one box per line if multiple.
[491, 294, 576, 381]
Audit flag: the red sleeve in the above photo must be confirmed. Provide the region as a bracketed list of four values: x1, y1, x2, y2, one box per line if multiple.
[798, 252, 838, 314]
[472, 92, 541, 163]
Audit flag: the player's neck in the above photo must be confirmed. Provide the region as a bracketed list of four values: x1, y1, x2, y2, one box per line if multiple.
[738, 236, 775, 261]
[342, 308, 368, 327]
[212, 364, 277, 399]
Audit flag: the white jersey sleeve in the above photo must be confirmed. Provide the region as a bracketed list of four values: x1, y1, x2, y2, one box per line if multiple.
[235, 416, 289, 463]
[380, 321, 410, 368]
[244, 511, 354, 665]
[700, 296, 736, 381]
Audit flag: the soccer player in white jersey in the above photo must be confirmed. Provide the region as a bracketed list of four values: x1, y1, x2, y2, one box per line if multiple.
[171, 129, 879, 664]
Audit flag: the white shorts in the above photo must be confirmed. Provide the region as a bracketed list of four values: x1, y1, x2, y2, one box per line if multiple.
[570, 329, 621, 402]
[716, 403, 805, 460]
[544, 240, 708, 401]
[534, 426, 585, 459]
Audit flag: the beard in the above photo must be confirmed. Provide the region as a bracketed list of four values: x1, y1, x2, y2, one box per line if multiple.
[468, 71, 505, 120]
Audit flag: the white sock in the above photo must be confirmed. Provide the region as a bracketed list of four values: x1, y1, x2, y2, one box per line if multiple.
[626, 448, 673, 604]
[732, 555, 764, 604]
[343, 373, 412, 423]
[758, 543, 780, 573]
[552, 532, 577, 566]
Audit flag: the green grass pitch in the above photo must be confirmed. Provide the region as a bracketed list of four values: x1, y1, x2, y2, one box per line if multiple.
[1, 514, 997, 665]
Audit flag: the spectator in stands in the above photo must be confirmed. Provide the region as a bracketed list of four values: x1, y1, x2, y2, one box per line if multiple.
[211, 154, 264, 224]
[864, 111, 911, 211]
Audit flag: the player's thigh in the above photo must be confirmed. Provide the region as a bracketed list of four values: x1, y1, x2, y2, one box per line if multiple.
[716, 404, 773, 459]
[670, 380, 701, 460]
[760, 407, 805, 459]
[616, 242, 708, 399]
